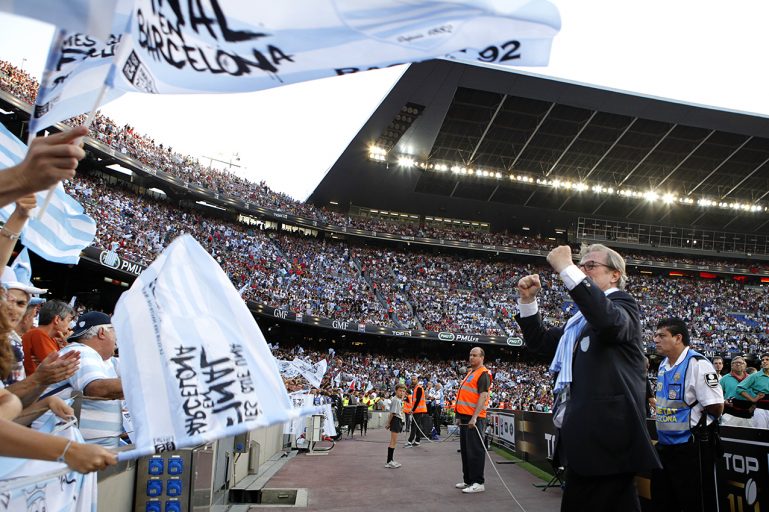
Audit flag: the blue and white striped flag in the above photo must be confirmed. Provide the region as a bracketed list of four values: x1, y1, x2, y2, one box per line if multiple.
[0, 123, 96, 264]
[0, 0, 119, 40]
[29, 0, 133, 134]
[112, 234, 315, 461]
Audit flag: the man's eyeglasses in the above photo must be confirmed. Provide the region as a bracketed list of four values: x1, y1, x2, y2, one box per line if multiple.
[577, 261, 613, 271]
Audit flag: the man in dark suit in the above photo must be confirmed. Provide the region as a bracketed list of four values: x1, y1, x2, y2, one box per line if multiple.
[515, 244, 660, 512]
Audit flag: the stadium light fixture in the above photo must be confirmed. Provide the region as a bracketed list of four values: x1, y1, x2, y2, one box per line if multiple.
[405, 155, 768, 215]
[398, 156, 415, 168]
[643, 191, 659, 202]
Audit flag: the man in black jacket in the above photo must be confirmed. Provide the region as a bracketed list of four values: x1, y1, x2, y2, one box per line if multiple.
[515, 244, 660, 512]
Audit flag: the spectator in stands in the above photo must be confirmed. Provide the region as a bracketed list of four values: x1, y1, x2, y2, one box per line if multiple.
[17, 300, 42, 336]
[22, 300, 75, 375]
[712, 356, 724, 380]
[736, 354, 769, 429]
[0, 266, 45, 386]
[721, 356, 752, 427]
[0, 286, 116, 473]
[41, 312, 124, 447]
[515, 244, 660, 511]
[1, 268, 80, 409]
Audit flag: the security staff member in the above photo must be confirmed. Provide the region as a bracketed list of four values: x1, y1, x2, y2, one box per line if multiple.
[653, 317, 724, 512]
[405, 375, 427, 446]
[454, 347, 491, 494]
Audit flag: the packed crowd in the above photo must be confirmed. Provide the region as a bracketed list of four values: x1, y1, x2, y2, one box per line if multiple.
[65, 173, 769, 352]
[273, 345, 555, 412]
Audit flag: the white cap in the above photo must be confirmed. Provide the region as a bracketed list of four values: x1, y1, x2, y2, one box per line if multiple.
[1, 266, 47, 295]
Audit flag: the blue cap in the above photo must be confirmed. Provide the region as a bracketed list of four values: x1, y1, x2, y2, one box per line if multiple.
[70, 311, 111, 339]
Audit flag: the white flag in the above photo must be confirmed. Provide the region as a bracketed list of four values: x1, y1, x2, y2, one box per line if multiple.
[109, 0, 559, 94]
[0, 413, 97, 512]
[276, 359, 301, 378]
[290, 358, 327, 389]
[112, 234, 311, 460]
[29, 0, 133, 133]
[0, 124, 96, 264]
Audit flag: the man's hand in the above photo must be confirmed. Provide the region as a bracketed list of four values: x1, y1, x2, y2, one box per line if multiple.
[468, 417, 477, 429]
[44, 396, 75, 420]
[63, 443, 118, 473]
[516, 275, 541, 304]
[546, 245, 575, 273]
[11, 126, 88, 196]
[32, 351, 80, 386]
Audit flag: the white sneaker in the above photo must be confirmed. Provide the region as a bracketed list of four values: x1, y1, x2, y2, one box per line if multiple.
[413, 441, 421, 446]
[385, 461, 400, 468]
[455, 482, 469, 489]
[404, 442, 413, 448]
[390, 460, 402, 468]
[462, 483, 485, 494]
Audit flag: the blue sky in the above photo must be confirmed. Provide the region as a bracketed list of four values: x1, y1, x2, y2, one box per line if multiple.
[1, 0, 768, 200]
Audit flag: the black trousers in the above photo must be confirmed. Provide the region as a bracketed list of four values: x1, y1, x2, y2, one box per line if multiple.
[458, 414, 486, 485]
[432, 405, 442, 435]
[651, 441, 720, 512]
[408, 413, 426, 442]
[562, 469, 640, 512]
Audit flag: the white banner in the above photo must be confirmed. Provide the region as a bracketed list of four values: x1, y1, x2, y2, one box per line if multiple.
[110, 0, 560, 94]
[113, 234, 313, 460]
[277, 358, 328, 388]
[276, 359, 300, 379]
[0, 414, 97, 512]
[28, 0, 133, 133]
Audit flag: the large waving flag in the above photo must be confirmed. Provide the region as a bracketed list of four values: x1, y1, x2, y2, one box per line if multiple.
[28, 0, 133, 133]
[9, 0, 558, 100]
[110, 0, 560, 94]
[112, 234, 312, 461]
[0, 124, 96, 264]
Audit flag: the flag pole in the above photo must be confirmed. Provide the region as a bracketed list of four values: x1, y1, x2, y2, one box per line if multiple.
[35, 81, 111, 220]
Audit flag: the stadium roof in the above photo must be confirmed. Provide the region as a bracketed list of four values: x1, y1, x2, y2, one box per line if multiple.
[309, 60, 769, 236]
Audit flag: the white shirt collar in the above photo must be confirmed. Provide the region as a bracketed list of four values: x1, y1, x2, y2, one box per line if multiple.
[662, 346, 690, 371]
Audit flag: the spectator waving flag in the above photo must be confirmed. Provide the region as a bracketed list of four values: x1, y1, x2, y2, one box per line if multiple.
[112, 234, 313, 461]
[0, 124, 96, 264]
